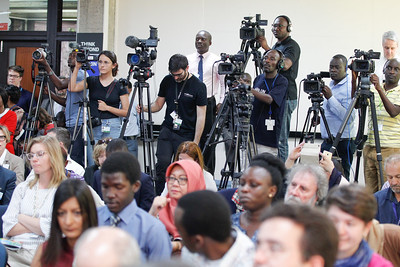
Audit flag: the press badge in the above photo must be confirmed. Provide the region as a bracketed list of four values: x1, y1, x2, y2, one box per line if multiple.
[378, 124, 383, 131]
[265, 119, 275, 131]
[101, 121, 111, 133]
[173, 118, 183, 130]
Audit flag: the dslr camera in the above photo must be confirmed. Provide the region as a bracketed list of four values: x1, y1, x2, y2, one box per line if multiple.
[348, 49, 380, 73]
[240, 14, 268, 40]
[303, 71, 330, 96]
[125, 26, 159, 68]
[32, 43, 52, 61]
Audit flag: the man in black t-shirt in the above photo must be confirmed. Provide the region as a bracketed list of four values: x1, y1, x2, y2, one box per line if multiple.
[138, 54, 207, 195]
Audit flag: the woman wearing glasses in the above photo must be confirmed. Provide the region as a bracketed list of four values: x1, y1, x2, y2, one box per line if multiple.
[2, 135, 66, 266]
[149, 160, 206, 253]
[70, 50, 128, 143]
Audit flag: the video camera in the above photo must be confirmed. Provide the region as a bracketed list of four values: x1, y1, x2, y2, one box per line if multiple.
[230, 83, 253, 120]
[69, 42, 98, 64]
[32, 44, 52, 61]
[303, 71, 330, 95]
[125, 26, 159, 68]
[218, 52, 246, 75]
[240, 14, 268, 40]
[348, 49, 380, 73]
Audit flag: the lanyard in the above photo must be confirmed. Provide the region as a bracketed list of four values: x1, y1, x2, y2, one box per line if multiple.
[392, 202, 400, 225]
[263, 74, 278, 117]
[174, 77, 189, 114]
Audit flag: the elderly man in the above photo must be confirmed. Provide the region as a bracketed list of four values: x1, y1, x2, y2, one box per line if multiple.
[365, 58, 400, 192]
[254, 203, 338, 267]
[374, 154, 400, 224]
[375, 31, 399, 81]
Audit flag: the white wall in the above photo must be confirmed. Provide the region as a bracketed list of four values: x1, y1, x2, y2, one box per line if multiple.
[111, 0, 400, 130]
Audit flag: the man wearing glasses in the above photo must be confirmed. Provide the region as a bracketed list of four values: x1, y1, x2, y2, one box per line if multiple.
[257, 15, 301, 162]
[7, 65, 35, 113]
[138, 54, 207, 195]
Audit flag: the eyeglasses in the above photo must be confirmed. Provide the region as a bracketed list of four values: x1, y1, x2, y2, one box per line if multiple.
[166, 176, 188, 186]
[7, 74, 21, 79]
[170, 71, 185, 77]
[27, 150, 47, 160]
[97, 138, 112, 145]
[0, 136, 6, 142]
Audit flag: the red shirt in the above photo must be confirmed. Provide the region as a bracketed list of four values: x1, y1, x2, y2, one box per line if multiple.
[0, 110, 17, 154]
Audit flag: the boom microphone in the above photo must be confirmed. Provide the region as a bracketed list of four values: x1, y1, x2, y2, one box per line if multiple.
[125, 36, 140, 49]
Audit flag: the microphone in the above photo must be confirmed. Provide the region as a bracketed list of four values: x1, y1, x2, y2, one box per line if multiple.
[125, 36, 140, 49]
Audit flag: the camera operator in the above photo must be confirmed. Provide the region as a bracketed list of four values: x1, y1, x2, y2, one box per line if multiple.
[375, 31, 399, 82]
[257, 15, 301, 162]
[137, 54, 207, 195]
[33, 50, 88, 166]
[250, 49, 288, 155]
[187, 30, 226, 175]
[320, 54, 356, 180]
[365, 58, 400, 192]
[70, 50, 129, 143]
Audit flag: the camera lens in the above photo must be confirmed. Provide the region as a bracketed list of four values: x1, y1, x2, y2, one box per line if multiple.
[32, 50, 42, 60]
[129, 54, 140, 65]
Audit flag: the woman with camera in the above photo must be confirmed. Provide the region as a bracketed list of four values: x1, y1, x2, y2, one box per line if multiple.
[70, 50, 128, 143]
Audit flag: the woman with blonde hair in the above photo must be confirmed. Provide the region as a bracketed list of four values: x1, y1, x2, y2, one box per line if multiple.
[2, 135, 66, 266]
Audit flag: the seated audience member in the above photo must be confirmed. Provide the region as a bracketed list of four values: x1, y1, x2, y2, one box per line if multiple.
[231, 153, 285, 242]
[161, 141, 217, 194]
[31, 179, 98, 266]
[0, 87, 17, 154]
[2, 136, 66, 266]
[149, 160, 206, 253]
[326, 184, 393, 267]
[0, 125, 24, 184]
[97, 152, 171, 261]
[47, 127, 84, 175]
[84, 137, 108, 187]
[73, 226, 141, 267]
[366, 219, 400, 266]
[284, 164, 328, 206]
[176, 190, 254, 267]
[5, 84, 25, 156]
[0, 165, 16, 206]
[93, 138, 155, 211]
[374, 154, 400, 224]
[32, 107, 55, 136]
[254, 203, 338, 267]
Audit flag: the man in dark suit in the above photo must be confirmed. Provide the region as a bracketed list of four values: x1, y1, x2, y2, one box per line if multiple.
[0, 165, 16, 237]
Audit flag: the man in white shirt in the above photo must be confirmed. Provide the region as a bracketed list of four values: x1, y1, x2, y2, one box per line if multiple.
[176, 190, 254, 267]
[187, 31, 226, 175]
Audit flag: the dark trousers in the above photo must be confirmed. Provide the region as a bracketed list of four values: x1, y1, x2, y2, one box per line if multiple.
[67, 126, 84, 167]
[200, 96, 216, 175]
[321, 139, 356, 180]
[155, 127, 192, 195]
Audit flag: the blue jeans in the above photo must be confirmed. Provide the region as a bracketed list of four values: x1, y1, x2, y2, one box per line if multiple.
[93, 118, 121, 143]
[278, 99, 297, 162]
[125, 138, 138, 158]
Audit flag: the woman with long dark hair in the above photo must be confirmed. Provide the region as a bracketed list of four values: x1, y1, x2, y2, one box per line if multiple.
[31, 179, 98, 266]
[70, 50, 128, 142]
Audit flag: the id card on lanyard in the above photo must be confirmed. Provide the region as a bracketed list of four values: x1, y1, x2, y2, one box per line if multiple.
[172, 78, 188, 131]
[264, 75, 278, 131]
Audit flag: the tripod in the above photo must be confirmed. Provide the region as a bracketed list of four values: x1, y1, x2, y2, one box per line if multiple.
[203, 81, 257, 189]
[329, 74, 384, 185]
[22, 67, 56, 154]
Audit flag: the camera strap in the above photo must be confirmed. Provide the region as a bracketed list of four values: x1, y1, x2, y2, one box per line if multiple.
[263, 74, 279, 118]
[174, 77, 189, 116]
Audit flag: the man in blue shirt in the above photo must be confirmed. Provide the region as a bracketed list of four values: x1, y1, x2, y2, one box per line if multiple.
[375, 154, 400, 225]
[97, 151, 171, 261]
[320, 54, 356, 179]
[7, 65, 36, 113]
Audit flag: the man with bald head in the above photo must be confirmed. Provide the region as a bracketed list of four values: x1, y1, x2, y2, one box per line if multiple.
[365, 58, 400, 192]
[73, 226, 141, 267]
[187, 30, 226, 175]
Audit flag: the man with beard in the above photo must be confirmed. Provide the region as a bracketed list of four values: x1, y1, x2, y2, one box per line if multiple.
[284, 164, 328, 206]
[138, 54, 207, 195]
[364, 58, 400, 192]
[257, 15, 301, 162]
[250, 49, 288, 155]
[375, 154, 400, 224]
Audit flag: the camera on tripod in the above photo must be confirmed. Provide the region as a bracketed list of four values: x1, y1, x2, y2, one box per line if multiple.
[32, 44, 52, 61]
[303, 71, 330, 96]
[218, 52, 246, 75]
[231, 83, 253, 119]
[240, 14, 268, 40]
[348, 49, 380, 73]
[125, 26, 159, 68]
